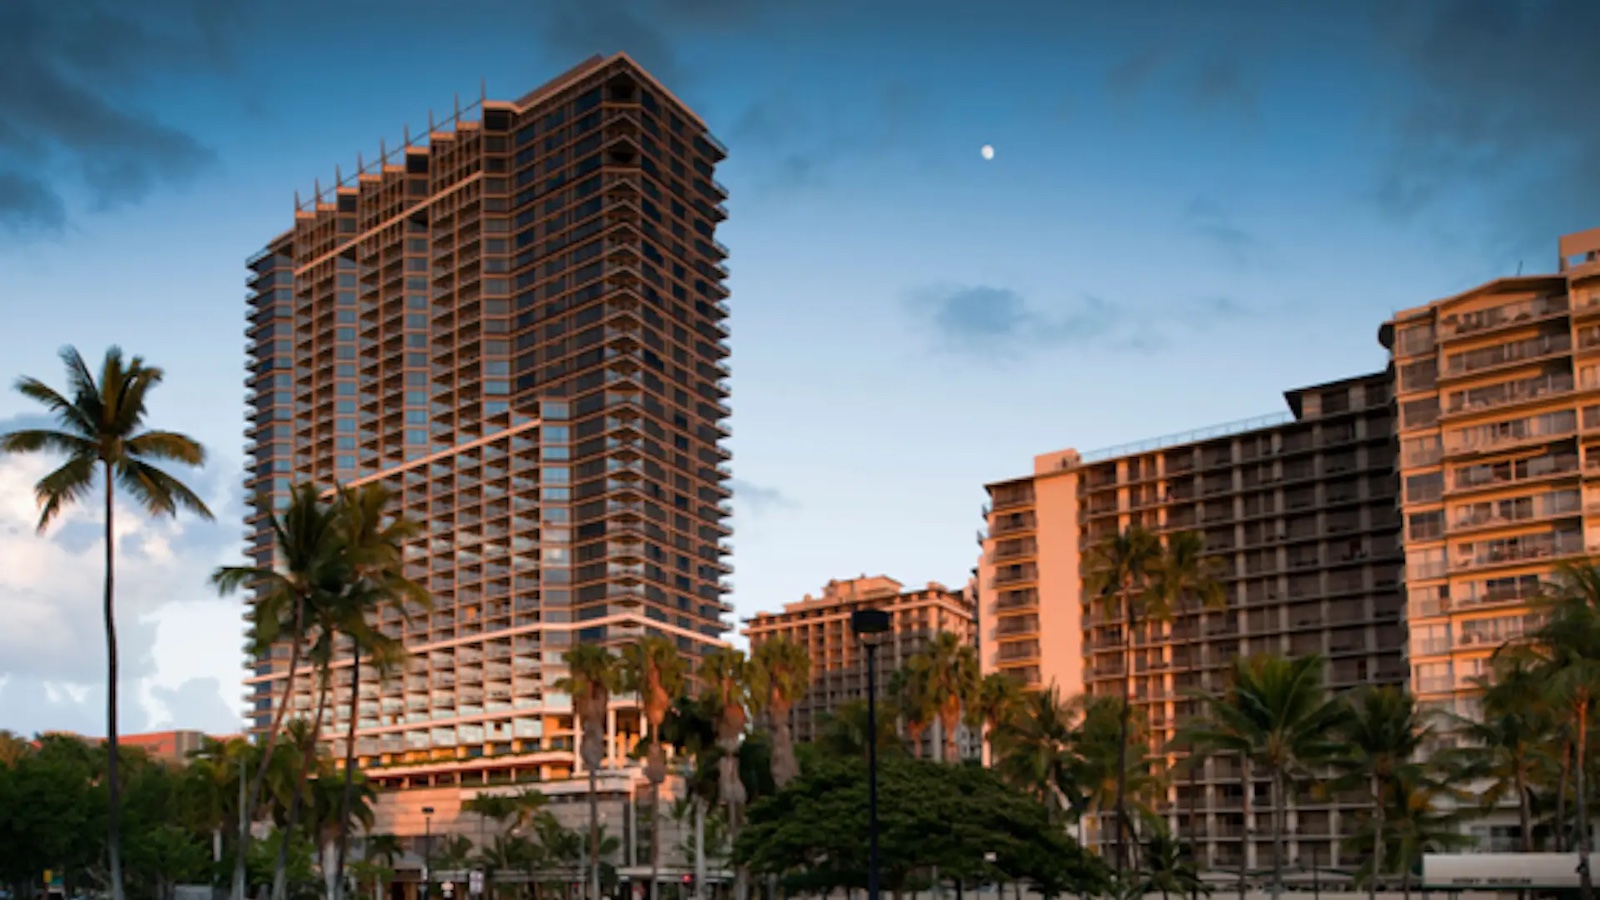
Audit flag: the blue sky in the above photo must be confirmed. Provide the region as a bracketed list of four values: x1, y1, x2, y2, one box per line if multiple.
[0, 0, 1595, 734]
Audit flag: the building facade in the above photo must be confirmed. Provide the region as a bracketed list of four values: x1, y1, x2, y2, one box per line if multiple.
[979, 372, 1405, 873]
[743, 575, 978, 758]
[242, 54, 732, 813]
[1387, 228, 1600, 731]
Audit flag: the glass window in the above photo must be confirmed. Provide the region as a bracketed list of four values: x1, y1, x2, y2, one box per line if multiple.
[542, 467, 570, 483]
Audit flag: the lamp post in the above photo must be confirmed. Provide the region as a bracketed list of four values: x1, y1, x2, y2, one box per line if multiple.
[851, 607, 892, 900]
[422, 806, 435, 900]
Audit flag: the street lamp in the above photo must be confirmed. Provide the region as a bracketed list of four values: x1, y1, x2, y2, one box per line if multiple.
[422, 806, 436, 900]
[851, 607, 892, 900]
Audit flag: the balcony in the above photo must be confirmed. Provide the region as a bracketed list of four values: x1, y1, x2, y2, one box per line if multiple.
[1444, 294, 1569, 337]
[1453, 529, 1585, 571]
[1446, 332, 1572, 378]
[1445, 372, 1574, 417]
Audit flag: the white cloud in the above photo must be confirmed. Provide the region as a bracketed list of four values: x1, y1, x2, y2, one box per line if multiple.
[0, 448, 247, 737]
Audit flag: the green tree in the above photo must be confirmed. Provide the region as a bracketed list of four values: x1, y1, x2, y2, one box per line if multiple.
[1, 345, 214, 900]
[1329, 686, 1431, 900]
[1132, 828, 1208, 900]
[700, 647, 751, 900]
[748, 635, 812, 786]
[621, 635, 688, 900]
[813, 698, 906, 760]
[990, 687, 1082, 821]
[889, 657, 935, 758]
[329, 482, 430, 900]
[1440, 660, 1556, 853]
[1084, 525, 1163, 876]
[211, 482, 347, 900]
[556, 643, 620, 900]
[735, 756, 1108, 900]
[968, 672, 1025, 764]
[1179, 653, 1344, 900]
[919, 631, 979, 763]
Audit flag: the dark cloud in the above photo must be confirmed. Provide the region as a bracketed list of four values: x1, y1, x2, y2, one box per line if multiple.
[728, 79, 930, 193]
[728, 478, 798, 517]
[1182, 197, 1268, 267]
[0, 0, 247, 235]
[909, 285, 1160, 361]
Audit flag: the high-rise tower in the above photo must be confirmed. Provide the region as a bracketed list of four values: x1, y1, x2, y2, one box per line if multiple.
[242, 54, 733, 802]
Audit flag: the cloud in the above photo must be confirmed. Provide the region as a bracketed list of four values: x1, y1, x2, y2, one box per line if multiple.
[728, 478, 798, 517]
[1182, 197, 1268, 267]
[728, 79, 930, 193]
[1364, 0, 1600, 254]
[909, 284, 1160, 361]
[0, 423, 246, 736]
[0, 0, 246, 236]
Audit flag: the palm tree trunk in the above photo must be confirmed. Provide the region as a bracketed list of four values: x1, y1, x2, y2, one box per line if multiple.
[1239, 755, 1251, 900]
[1113, 590, 1135, 878]
[1369, 775, 1383, 900]
[1577, 698, 1593, 900]
[277, 678, 331, 900]
[1270, 773, 1285, 900]
[103, 467, 127, 900]
[1516, 765, 1534, 852]
[588, 768, 601, 900]
[693, 796, 706, 900]
[237, 599, 306, 900]
[334, 657, 364, 900]
[649, 780, 661, 900]
[1561, 742, 1574, 853]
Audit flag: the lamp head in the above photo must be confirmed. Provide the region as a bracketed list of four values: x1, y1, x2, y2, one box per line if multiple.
[422, 806, 435, 816]
[850, 608, 891, 638]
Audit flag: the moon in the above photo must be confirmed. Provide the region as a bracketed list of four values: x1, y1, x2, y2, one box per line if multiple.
[981, 144, 995, 161]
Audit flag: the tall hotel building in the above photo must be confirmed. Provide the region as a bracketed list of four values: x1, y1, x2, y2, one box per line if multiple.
[744, 575, 978, 756]
[242, 54, 733, 811]
[1387, 228, 1600, 724]
[978, 373, 1404, 872]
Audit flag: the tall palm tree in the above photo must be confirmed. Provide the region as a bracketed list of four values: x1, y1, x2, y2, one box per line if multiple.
[968, 672, 1025, 765]
[1329, 686, 1431, 900]
[556, 643, 620, 900]
[212, 483, 346, 900]
[329, 482, 429, 900]
[989, 686, 1082, 820]
[1084, 525, 1163, 876]
[1439, 660, 1555, 855]
[889, 657, 935, 758]
[1504, 563, 1600, 900]
[658, 693, 720, 899]
[699, 648, 749, 900]
[747, 635, 812, 786]
[921, 631, 980, 763]
[1135, 827, 1208, 900]
[621, 636, 689, 900]
[1, 345, 213, 900]
[1179, 653, 1344, 900]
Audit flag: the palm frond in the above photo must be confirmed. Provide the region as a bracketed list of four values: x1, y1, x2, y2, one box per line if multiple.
[115, 458, 215, 520]
[11, 378, 96, 437]
[32, 454, 100, 532]
[0, 428, 97, 458]
[126, 429, 207, 466]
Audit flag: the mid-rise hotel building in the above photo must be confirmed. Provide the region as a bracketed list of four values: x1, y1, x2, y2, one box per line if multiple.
[1387, 228, 1600, 724]
[978, 373, 1404, 873]
[241, 54, 732, 846]
[743, 575, 978, 757]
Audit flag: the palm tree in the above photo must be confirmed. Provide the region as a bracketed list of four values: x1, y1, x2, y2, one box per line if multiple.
[1135, 828, 1208, 900]
[989, 686, 1082, 821]
[968, 672, 1025, 765]
[463, 790, 548, 897]
[815, 698, 905, 759]
[556, 643, 620, 900]
[699, 648, 749, 900]
[889, 657, 935, 758]
[1, 345, 213, 900]
[1504, 563, 1600, 900]
[620, 636, 689, 900]
[212, 483, 346, 900]
[1439, 660, 1554, 855]
[920, 631, 980, 763]
[658, 693, 719, 900]
[1084, 525, 1163, 875]
[329, 482, 430, 900]
[748, 635, 812, 786]
[1329, 686, 1431, 900]
[1179, 653, 1344, 900]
